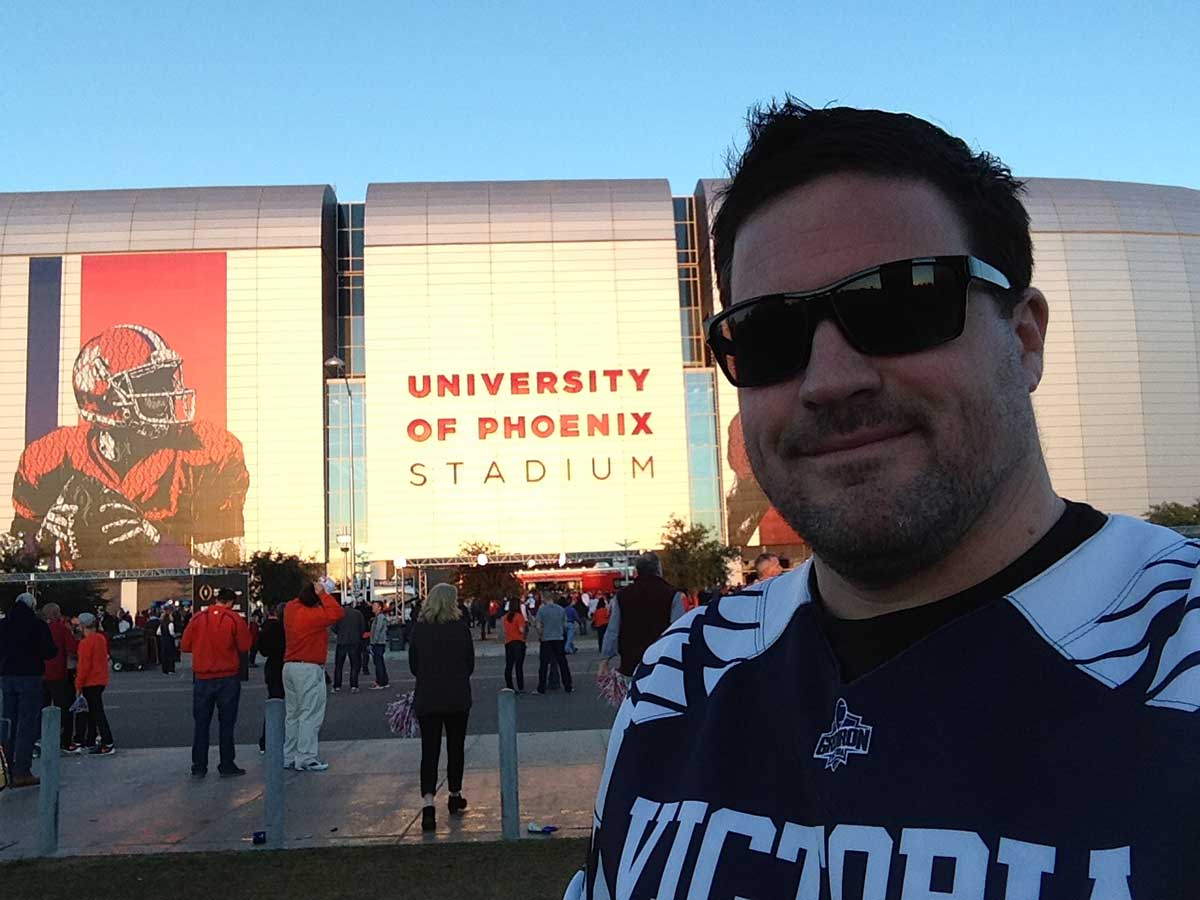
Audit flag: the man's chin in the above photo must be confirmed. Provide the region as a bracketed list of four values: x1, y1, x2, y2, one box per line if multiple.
[778, 468, 913, 507]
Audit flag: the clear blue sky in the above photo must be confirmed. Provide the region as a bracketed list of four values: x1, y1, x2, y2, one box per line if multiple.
[1, 1, 1196, 199]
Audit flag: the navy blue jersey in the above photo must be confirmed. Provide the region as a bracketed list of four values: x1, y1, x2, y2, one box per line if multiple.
[567, 513, 1200, 899]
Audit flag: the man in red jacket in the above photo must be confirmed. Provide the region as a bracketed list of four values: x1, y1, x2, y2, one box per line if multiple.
[181, 587, 252, 778]
[283, 577, 343, 772]
[40, 602, 79, 751]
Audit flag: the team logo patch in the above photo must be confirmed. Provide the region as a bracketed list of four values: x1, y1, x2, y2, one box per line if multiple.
[813, 699, 873, 771]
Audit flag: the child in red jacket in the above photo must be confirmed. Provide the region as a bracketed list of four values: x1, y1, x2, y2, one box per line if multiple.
[75, 613, 115, 755]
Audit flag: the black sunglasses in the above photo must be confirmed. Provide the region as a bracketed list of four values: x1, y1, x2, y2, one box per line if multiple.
[706, 256, 1012, 388]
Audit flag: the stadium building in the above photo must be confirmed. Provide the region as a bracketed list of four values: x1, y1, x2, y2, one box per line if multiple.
[0, 176, 1197, 604]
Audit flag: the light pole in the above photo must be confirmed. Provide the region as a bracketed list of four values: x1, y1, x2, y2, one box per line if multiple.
[326, 356, 357, 602]
[394, 556, 406, 618]
[337, 531, 352, 599]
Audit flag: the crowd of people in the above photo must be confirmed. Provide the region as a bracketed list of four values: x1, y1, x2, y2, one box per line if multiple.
[2, 556, 742, 810]
[0, 594, 118, 788]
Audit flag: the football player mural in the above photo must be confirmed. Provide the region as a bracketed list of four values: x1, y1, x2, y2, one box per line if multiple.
[10, 323, 248, 570]
[725, 411, 807, 550]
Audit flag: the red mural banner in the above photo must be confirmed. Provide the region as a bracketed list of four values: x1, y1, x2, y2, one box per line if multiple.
[8, 250, 248, 572]
[81, 253, 227, 427]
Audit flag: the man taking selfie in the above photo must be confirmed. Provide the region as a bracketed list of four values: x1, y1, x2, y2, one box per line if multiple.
[567, 100, 1199, 899]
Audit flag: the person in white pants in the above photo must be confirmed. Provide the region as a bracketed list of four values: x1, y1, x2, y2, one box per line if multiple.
[282, 578, 343, 771]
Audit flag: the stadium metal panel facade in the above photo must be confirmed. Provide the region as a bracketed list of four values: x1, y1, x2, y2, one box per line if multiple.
[1, 176, 1198, 590]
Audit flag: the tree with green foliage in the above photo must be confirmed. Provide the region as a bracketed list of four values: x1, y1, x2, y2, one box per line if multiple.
[659, 516, 740, 594]
[245, 551, 324, 609]
[455, 541, 520, 603]
[1144, 499, 1200, 527]
[0, 533, 38, 574]
[0, 536, 111, 616]
[34, 581, 111, 618]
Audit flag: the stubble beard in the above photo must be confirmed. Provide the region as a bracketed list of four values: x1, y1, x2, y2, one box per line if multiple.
[748, 356, 1037, 589]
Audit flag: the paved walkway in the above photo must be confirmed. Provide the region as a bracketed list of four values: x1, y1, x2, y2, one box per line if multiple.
[0, 729, 608, 859]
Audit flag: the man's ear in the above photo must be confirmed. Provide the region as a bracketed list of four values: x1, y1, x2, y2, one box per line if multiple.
[1010, 287, 1049, 393]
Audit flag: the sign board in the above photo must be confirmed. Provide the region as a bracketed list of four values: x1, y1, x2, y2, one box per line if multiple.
[192, 571, 250, 617]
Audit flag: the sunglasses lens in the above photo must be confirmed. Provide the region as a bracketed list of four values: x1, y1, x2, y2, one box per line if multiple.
[713, 297, 812, 387]
[710, 259, 971, 387]
[835, 261, 967, 354]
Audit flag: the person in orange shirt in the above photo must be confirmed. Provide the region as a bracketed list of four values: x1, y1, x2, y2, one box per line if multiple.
[74, 613, 114, 755]
[591, 597, 611, 653]
[502, 598, 528, 693]
[282, 577, 343, 771]
[181, 588, 253, 778]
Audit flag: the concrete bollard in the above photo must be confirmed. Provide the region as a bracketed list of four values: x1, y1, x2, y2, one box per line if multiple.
[264, 698, 285, 848]
[38, 705, 61, 856]
[498, 688, 520, 840]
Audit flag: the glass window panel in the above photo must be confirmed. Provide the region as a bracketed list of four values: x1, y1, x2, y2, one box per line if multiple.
[673, 197, 688, 219]
[329, 496, 348, 522]
[352, 230, 364, 258]
[351, 204, 365, 228]
[329, 393, 346, 425]
[337, 205, 349, 229]
[351, 289, 364, 316]
[337, 232, 349, 259]
[351, 318, 365, 347]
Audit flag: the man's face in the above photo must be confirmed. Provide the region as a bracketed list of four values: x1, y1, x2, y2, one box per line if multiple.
[732, 174, 1041, 587]
[756, 558, 783, 579]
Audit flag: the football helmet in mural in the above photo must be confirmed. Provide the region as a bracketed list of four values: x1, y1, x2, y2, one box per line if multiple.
[72, 324, 196, 438]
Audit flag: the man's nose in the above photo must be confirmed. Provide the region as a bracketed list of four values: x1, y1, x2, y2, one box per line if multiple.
[796, 319, 883, 407]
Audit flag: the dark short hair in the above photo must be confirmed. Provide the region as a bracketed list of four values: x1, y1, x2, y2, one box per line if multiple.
[713, 99, 1032, 309]
[634, 552, 662, 577]
[216, 588, 239, 603]
[298, 583, 320, 607]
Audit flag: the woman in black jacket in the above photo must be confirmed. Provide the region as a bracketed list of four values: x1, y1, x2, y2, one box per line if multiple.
[408, 583, 475, 832]
[257, 603, 287, 753]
